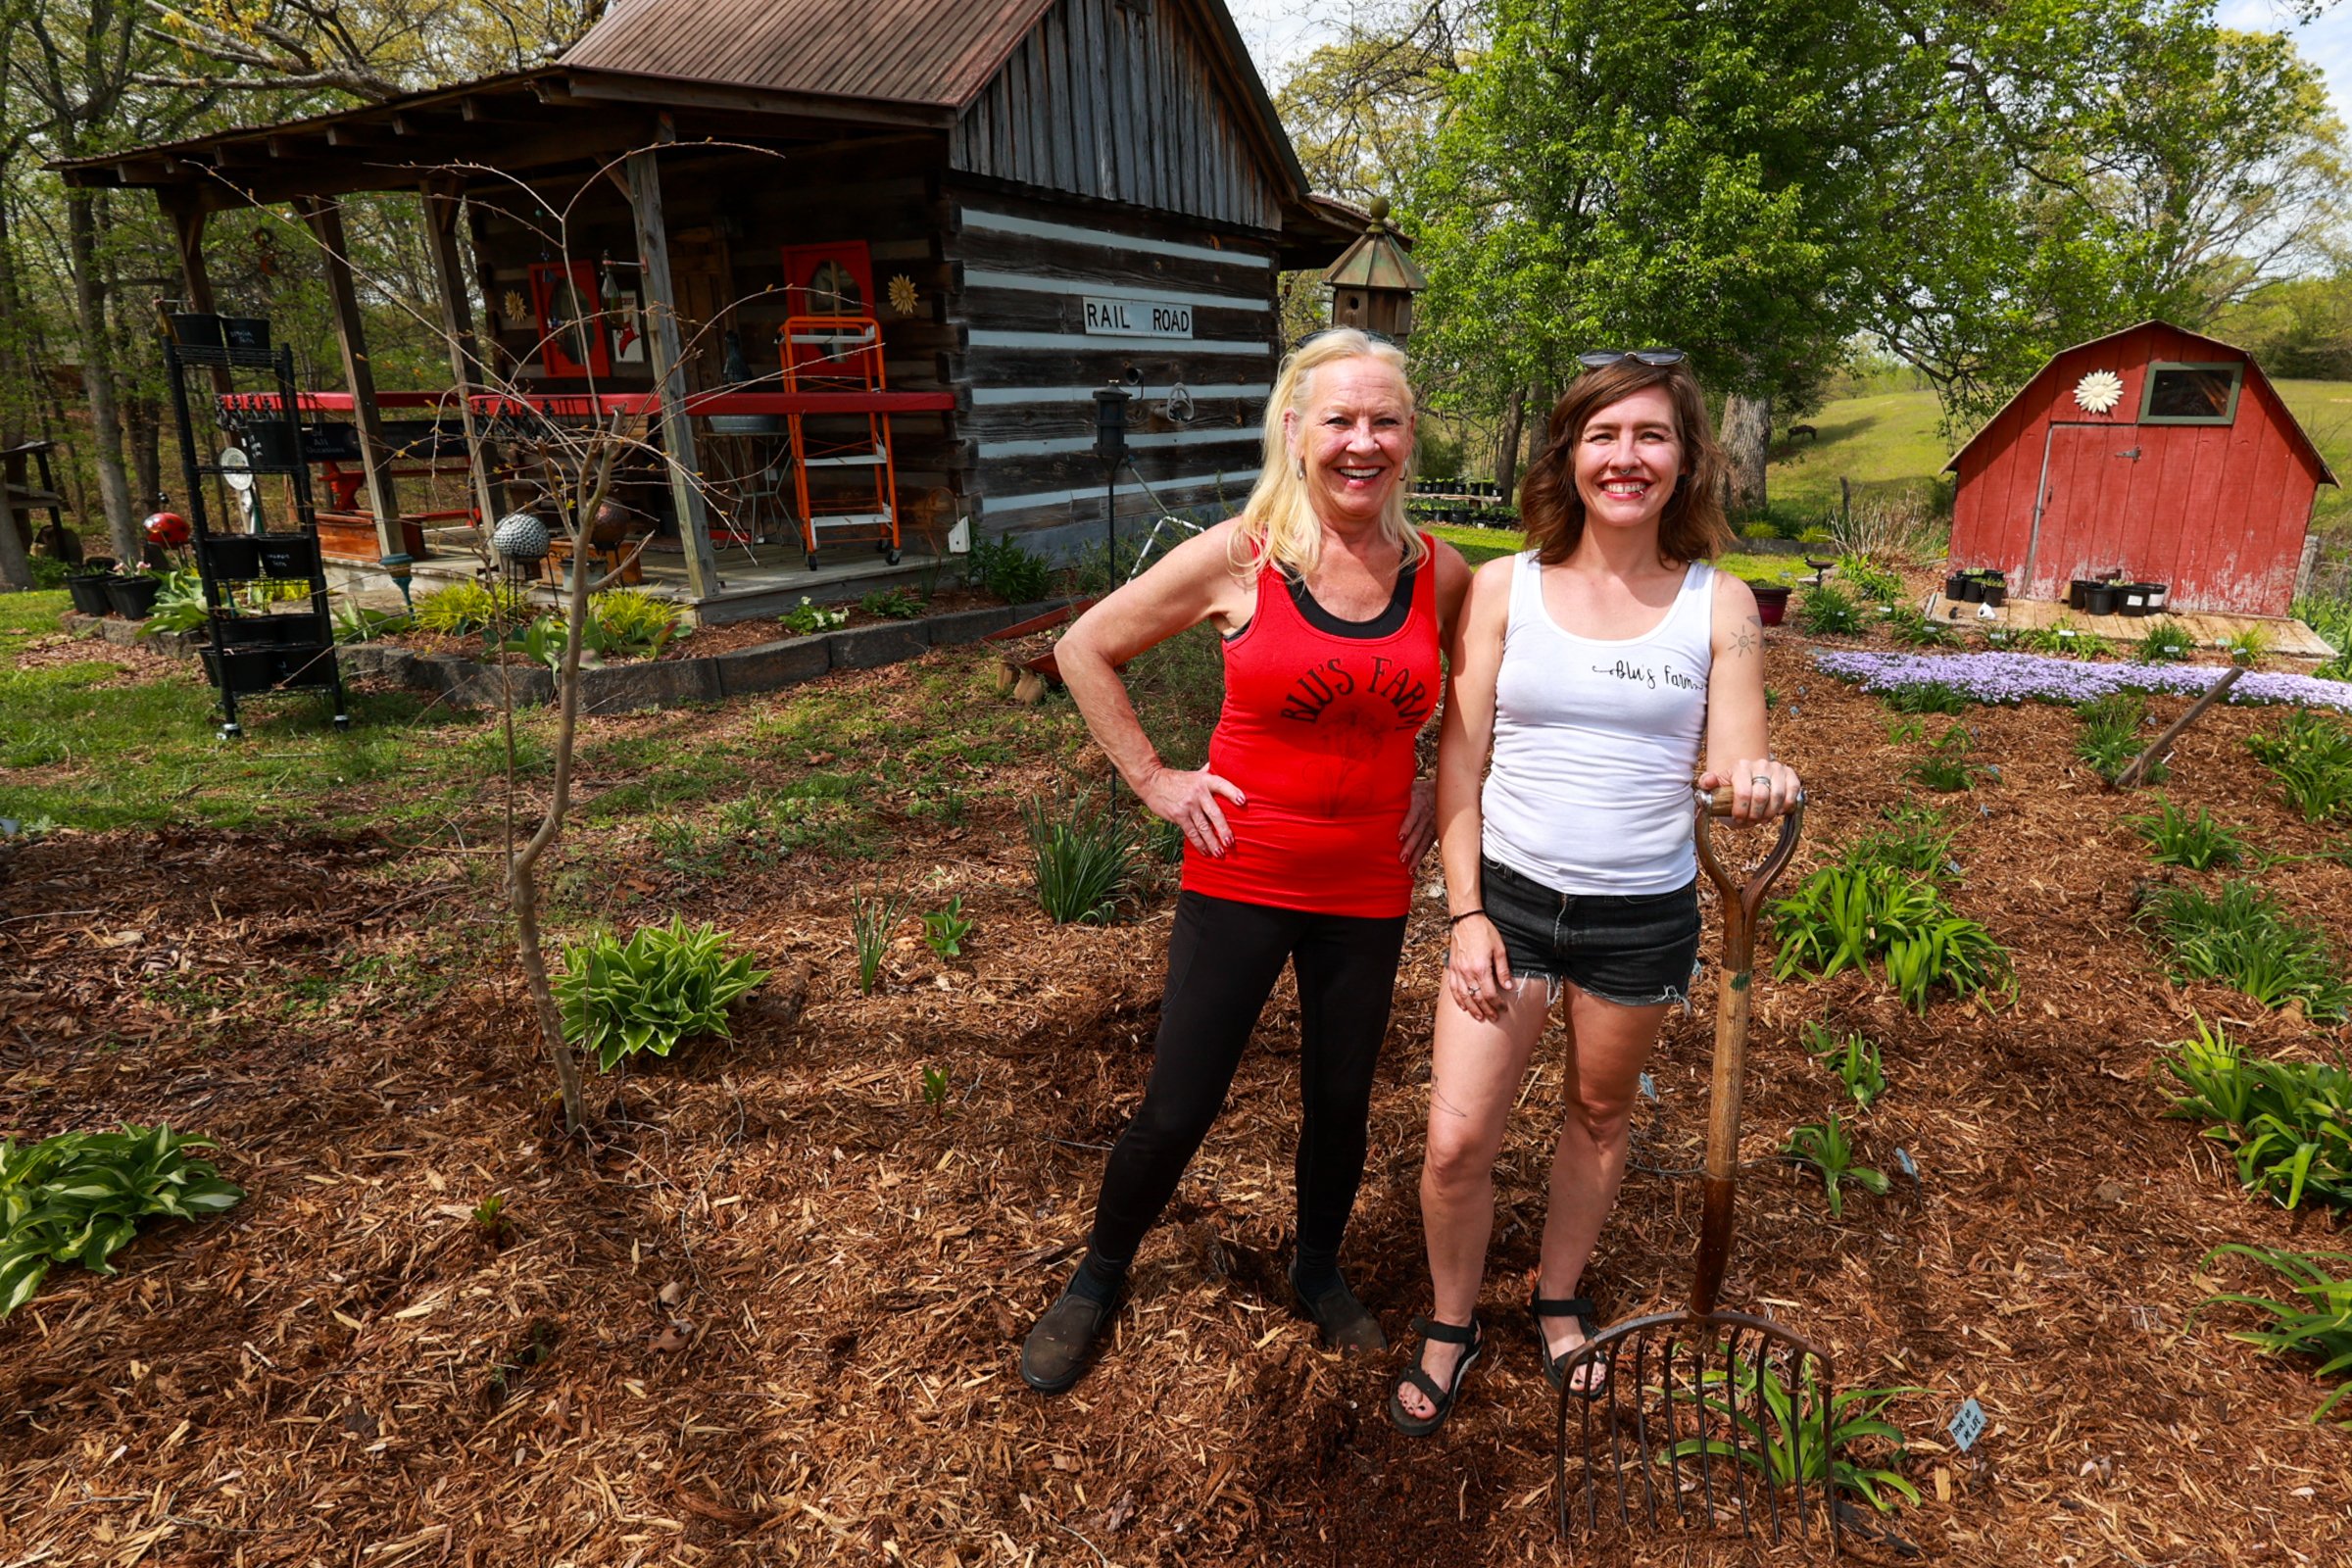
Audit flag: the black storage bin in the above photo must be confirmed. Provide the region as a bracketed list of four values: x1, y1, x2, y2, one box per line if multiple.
[202, 534, 262, 578]
[65, 572, 115, 616]
[257, 534, 318, 578]
[244, 421, 301, 466]
[169, 314, 224, 348]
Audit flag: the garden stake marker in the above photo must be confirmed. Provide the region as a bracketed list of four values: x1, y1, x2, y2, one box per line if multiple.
[1556, 787, 1840, 1557]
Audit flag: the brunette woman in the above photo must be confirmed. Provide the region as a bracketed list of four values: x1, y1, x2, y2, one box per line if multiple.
[1389, 352, 1800, 1434]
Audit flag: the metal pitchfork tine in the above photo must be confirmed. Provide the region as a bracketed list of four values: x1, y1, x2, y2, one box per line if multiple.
[1554, 784, 1842, 1557]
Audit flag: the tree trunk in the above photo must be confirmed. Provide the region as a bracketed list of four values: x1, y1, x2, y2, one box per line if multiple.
[64, 191, 138, 564]
[1494, 384, 1527, 500]
[1719, 390, 1772, 518]
[1525, 381, 1555, 475]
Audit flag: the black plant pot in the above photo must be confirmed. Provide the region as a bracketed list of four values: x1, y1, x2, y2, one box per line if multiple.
[1982, 583, 2008, 608]
[2084, 585, 2122, 616]
[203, 534, 262, 578]
[1943, 573, 1970, 600]
[104, 574, 161, 619]
[1956, 578, 1984, 603]
[218, 610, 327, 648]
[2068, 579, 2096, 611]
[2118, 582, 2167, 617]
[65, 572, 116, 616]
[258, 534, 318, 578]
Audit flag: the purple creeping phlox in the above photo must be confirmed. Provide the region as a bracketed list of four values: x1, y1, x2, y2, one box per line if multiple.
[1811, 650, 2352, 712]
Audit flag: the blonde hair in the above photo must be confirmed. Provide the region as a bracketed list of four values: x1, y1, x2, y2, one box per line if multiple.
[1230, 329, 1427, 577]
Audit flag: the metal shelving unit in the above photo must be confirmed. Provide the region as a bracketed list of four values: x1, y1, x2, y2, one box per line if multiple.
[163, 319, 350, 737]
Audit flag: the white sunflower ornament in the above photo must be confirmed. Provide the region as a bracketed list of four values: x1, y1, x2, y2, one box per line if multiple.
[2074, 369, 2125, 415]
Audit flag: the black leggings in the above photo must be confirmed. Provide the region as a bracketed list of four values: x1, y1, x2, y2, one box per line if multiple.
[1086, 890, 1409, 1267]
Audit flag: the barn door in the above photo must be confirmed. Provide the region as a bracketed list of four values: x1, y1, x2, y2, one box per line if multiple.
[2024, 424, 2143, 602]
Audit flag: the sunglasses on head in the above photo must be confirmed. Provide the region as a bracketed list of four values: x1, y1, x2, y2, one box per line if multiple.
[1577, 348, 1687, 369]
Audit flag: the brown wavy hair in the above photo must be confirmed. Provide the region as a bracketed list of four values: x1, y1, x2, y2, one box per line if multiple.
[1518, 359, 1730, 566]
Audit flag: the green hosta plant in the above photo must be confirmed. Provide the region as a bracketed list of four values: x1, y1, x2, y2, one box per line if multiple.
[922, 895, 974, 959]
[1, 1124, 244, 1316]
[2200, 1244, 2352, 1424]
[1803, 1022, 1886, 1109]
[1782, 1115, 1889, 1216]
[556, 917, 769, 1071]
[1665, 1351, 1927, 1511]
[136, 568, 210, 637]
[2127, 799, 2245, 870]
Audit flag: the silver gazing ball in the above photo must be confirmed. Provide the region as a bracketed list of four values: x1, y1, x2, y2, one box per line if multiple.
[491, 512, 552, 564]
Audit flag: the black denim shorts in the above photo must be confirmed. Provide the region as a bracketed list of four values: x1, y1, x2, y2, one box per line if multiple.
[1478, 857, 1702, 1007]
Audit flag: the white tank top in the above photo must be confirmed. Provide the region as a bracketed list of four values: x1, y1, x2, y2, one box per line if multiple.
[1481, 553, 1715, 895]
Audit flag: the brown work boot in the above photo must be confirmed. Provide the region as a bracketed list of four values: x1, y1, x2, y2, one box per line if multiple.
[1289, 1261, 1388, 1353]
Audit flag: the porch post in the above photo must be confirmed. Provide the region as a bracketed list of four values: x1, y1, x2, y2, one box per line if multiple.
[420, 180, 506, 528]
[158, 191, 233, 397]
[623, 134, 718, 600]
[295, 195, 403, 558]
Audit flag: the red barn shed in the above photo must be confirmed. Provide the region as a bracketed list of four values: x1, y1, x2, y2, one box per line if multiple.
[1944, 319, 2335, 617]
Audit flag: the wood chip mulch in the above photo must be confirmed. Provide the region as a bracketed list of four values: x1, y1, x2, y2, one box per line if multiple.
[3, 636, 2351, 1566]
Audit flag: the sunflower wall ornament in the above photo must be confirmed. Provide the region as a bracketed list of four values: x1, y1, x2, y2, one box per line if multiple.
[887, 274, 920, 317]
[2074, 369, 2125, 415]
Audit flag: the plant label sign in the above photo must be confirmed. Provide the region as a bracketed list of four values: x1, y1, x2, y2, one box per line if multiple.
[1948, 1396, 1987, 1452]
[1639, 1072, 1657, 1102]
[1895, 1147, 1918, 1179]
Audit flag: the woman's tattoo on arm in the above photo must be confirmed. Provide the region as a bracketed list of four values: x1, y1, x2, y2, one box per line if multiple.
[1732, 613, 1762, 657]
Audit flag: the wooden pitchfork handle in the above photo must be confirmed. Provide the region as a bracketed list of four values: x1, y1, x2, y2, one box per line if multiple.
[1689, 786, 1805, 1316]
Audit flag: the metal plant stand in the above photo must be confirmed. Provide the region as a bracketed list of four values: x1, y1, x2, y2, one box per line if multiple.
[163, 317, 350, 738]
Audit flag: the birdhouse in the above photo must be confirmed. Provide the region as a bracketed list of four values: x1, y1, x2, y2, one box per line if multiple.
[1321, 199, 1427, 343]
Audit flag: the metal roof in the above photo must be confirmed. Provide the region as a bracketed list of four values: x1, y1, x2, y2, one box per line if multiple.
[560, 0, 1056, 109]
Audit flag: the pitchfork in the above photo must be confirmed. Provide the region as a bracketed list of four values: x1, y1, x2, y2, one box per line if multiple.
[1552, 785, 1839, 1554]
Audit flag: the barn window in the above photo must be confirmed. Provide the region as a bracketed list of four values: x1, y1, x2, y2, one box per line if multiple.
[2138, 362, 2241, 424]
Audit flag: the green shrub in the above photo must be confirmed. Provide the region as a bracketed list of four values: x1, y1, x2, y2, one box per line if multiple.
[1796, 583, 1867, 636]
[2020, 617, 2108, 660]
[2246, 710, 2352, 823]
[1023, 788, 1135, 923]
[2162, 1020, 2352, 1210]
[27, 556, 71, 589]
[1, 1124, 244, 1316]
[414, 579, 527, 633]
[556, 916, 769, 1071]
[590, 589, 683, 659]
[858, 586, 926, 619]
[967, 534, 1055, 604]
[2128, 799, 2245, 869]
[136, 568, 210, 637]
[2139, 881, 2350, 1020]
[2200, 1244, 2352, 1423]
[2134, 619, 2197, 663]
[1770, 861, 2011, 1012]
[1837, 554, 1904, 603]
[2226, 625, 2271, 667]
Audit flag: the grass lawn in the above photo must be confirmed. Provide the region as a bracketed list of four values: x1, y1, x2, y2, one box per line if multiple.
[1427, 522, 1810, 585]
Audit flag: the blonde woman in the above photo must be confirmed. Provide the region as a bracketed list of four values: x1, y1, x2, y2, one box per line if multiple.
[1020, 329, 1472, 1395]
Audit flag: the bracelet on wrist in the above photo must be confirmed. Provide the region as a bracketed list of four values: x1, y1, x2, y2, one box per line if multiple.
[1447, 909, 1486, 926]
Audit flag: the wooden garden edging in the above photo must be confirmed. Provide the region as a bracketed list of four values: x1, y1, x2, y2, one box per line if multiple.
[63, 597, 1074, 714]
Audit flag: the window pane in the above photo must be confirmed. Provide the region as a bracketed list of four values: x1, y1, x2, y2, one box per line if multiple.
[2145, 368, 2235, 420]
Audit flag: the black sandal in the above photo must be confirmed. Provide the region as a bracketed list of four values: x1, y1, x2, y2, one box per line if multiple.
[1532, 1294, 1609, 1399]
[1387, 1316, 1482, 1437]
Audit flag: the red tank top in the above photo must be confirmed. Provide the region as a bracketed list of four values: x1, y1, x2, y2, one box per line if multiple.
[1183, 534, 1441, 917]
